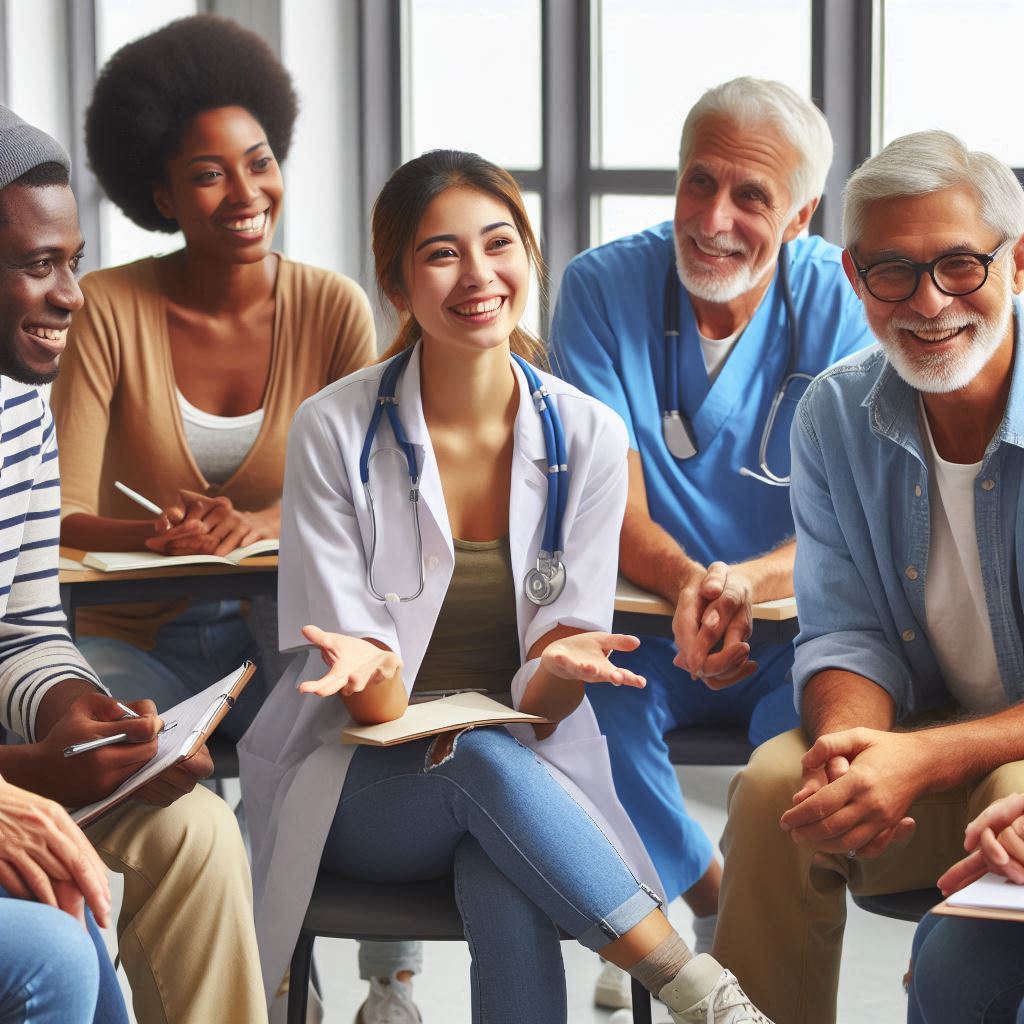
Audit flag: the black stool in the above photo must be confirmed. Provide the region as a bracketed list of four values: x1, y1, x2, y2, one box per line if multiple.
[664, 725, 754, 766]
[851, 888, 941, 923]
[288, 873, 654, 1023]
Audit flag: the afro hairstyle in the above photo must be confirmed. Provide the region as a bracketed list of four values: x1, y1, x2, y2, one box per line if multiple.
[85, 14, 298, 233]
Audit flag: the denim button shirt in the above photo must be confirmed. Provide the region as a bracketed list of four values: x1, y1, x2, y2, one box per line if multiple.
[790, 306, 1024, 721]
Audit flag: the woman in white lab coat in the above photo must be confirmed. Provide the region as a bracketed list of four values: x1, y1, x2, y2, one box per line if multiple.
[239, 150, 772, 1024]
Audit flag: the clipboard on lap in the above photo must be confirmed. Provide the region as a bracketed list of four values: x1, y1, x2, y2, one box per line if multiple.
[72, 661, 256, 827]
[931, 871, 1024, 923]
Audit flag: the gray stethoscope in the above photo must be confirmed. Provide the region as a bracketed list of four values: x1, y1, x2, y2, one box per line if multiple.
[359, 347, 569, 606]
[661, 244, 812, 486]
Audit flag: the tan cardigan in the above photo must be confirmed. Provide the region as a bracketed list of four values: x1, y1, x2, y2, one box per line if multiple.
[51, 256, 375, 647]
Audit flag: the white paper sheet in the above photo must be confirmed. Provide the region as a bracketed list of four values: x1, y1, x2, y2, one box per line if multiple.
[71, 663, 250, 825]
[945, 871, 1024, 911]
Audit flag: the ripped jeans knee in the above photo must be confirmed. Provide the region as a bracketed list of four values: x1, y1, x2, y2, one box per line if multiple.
[425, 727, 469, 769]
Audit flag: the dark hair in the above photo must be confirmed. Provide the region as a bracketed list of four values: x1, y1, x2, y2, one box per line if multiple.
[372, 150, 547, 366]
[0, 162, 71, 226]
[85, 14, 298, 233]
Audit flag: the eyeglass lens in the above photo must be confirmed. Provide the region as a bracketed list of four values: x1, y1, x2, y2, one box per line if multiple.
[865, 253, 989, 301]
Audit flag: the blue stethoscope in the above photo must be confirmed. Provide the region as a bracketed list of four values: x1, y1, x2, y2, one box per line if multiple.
[359, 347, 569, 606]
[660, 243, 811, 486]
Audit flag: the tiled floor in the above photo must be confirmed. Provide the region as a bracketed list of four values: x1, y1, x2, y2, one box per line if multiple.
[105, 765, 919, 1022]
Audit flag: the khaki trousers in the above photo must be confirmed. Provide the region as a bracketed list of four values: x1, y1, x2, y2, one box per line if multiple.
[713, 728, 1024, 1024]
[86, 786, 267, 1024]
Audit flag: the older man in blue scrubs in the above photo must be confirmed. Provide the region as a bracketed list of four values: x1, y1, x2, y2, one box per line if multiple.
[549, 76, 873, 1010]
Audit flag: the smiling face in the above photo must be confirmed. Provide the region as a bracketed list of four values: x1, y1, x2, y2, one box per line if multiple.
[0, 183, 84, 385]
[398, 186, 530, 356]
[845, 184, 1023, 394]
[152, 105, 283, 263]
[673, 115, 809, 304]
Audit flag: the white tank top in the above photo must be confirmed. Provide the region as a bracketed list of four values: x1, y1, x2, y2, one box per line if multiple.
[177, 388, 264, 486]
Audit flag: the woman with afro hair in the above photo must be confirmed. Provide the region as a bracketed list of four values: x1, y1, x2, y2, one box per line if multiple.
[49, 7, 376, 845]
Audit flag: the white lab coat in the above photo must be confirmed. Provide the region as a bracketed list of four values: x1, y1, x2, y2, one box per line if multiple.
[239, 344, 664, 1003]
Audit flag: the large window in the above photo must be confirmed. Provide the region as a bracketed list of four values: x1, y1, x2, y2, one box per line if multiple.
[880, 0, 1024, 167]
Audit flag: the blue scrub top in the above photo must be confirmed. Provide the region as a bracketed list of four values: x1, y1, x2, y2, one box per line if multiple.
[550, 222, 874, 567]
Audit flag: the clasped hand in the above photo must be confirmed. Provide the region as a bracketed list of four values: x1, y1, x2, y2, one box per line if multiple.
[938, 792, 1024, 894]
[146, 489, 278, 557]
[779, 727, 923, 858]
[672, 561, 757, 687]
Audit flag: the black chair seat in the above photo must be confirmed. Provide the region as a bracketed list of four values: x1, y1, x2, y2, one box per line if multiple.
[664, 725, 754, 766]
[851, 888, 941, 923]
[288, 873, 653, 1023]
[206, 735, 239, 780]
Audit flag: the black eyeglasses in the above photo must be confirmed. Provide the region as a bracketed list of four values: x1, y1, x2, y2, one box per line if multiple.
[850, 241, 1010, 303]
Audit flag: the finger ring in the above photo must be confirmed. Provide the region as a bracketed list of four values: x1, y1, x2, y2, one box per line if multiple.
[846, 849, 857, 859]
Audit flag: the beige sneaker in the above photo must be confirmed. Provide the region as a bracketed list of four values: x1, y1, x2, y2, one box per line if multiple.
[663, 955, 774, 1024]
[595, 958, 633, 1009]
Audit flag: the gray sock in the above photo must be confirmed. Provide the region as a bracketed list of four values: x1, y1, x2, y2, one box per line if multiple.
[627, 931, 693, 995]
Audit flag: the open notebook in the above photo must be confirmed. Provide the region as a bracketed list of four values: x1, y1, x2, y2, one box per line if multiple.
[341, 691, 548, 746]
[82, 539, 278, 572]
[71, 662, 255, 826]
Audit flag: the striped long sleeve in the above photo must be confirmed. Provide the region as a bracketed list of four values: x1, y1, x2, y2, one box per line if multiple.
[0, 379, 105, 742]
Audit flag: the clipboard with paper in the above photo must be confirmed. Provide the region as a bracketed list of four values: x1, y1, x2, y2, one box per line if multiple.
[71, 661, 256, 826]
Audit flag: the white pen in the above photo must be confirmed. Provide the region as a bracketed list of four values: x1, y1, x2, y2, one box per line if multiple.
[114, 480, 163, 516]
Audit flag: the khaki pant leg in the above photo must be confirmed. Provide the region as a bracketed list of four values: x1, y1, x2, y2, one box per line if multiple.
[714, 730, 1022, 1024]
[86, 786, 268, 1024]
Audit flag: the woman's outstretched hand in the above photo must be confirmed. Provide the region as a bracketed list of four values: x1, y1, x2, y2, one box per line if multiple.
[540, 632, 645, 687]
[298, 625, 403, 698]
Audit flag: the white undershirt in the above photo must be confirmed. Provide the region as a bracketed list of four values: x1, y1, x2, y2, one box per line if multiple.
[698, 327, 742, 384]
[919, 398, 1005, 712]
[177, 389, 264, 486]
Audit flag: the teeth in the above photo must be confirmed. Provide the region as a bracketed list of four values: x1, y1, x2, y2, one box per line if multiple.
[25, 326, 68, 342]
[225, 211, 267, 233]
[694, 239, 741, 258]
[452, 298, 503, 315]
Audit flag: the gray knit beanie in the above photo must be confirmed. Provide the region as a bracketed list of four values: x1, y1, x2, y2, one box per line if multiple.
[0, 104, 71, 191]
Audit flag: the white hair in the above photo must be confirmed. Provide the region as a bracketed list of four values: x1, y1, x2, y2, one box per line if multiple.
[842, 130, 1024, 249]
[677, 77, 833, 212]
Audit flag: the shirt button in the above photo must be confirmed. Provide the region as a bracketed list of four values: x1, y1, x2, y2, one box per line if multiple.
[905, 565, 919, 581]
[914, 485, 922, 497]
[426, 555, 440, 571]
[901, 628, 916, 642]
[981, 478, 996, 491]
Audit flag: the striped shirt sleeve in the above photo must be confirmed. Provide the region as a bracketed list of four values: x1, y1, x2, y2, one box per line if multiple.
[0, 386, 106, 742]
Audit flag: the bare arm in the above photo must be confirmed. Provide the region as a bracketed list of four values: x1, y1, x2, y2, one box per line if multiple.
[61, 513, 160, 553]
[801, 669, 897, 742]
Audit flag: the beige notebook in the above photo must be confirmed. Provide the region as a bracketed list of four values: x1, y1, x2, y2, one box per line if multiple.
[82, 539, 278, 572]
[342, 691, 548, 746]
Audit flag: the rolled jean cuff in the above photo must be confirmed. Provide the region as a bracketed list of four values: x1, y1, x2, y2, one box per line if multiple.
[576, 884, 663, 952]
[358, 940, 424, 980]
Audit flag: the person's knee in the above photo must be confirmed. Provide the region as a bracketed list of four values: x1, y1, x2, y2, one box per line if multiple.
[728, 730, 805, 825]
[127, 786, 245, 878]
[970, 758, 1024, 816]
[22, 906, 101, 1007]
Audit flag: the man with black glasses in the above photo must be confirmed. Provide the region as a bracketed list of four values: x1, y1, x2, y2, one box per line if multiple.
[714, 130, 1024, 1024]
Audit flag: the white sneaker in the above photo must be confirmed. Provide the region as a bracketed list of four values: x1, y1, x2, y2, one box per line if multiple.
[663, 955, 774, 1024]
[595, 958, 633, 1009]
[355, 976, 423, 1024]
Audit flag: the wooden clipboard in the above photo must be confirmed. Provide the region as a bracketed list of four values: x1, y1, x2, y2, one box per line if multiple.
[72, 662, 256, 827]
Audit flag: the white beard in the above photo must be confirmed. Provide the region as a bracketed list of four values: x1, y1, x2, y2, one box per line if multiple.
[877, 282, 1011, 395]
[674, 231, 775, 303]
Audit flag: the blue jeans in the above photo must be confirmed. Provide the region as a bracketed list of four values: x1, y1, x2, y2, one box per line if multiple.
[78, 600, 267, 743]
[588, 634, 799, 899]
[0, 892, 128, 1024]
[908, 914, 1024, 1024]
[322, 727, 661, 1024]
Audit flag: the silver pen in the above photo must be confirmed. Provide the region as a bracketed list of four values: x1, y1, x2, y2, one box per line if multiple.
[63, 721, 176, 758]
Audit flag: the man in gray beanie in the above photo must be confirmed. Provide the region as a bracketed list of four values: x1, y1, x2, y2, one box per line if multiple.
[0, 105, 268, 1024]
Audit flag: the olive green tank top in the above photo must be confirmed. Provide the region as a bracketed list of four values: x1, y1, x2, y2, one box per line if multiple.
[413, 537, 521, 695]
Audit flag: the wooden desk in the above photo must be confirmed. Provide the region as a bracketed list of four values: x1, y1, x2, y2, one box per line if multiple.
[612, 576, 799, 645]
[59, 548, 278, 641]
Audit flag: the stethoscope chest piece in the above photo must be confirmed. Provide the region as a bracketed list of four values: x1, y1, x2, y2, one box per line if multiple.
[524, 556, 566, 607]
[662, 410, 698, 460]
